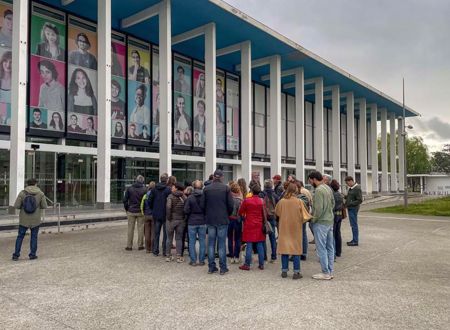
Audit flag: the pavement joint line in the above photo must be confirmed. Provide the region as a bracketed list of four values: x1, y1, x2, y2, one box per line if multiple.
[360, 215, 450, 223]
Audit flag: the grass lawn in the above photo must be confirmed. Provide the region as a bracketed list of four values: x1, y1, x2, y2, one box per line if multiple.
[372, 196, 450, 216]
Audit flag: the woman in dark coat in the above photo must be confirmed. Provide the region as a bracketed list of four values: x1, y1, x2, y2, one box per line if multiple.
[330, 179, 344, 258]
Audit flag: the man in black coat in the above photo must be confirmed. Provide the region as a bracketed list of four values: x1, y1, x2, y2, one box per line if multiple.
[123, 175, 147, 251]
[148, 173, 172, 256]
[201, 169, 234, 275]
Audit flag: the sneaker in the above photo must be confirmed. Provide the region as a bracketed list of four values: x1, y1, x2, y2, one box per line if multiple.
[125, 247, 132, 251]
[312, 273, 332, 280]
[309, 239, 315, 244]
[138, 247, 145, 251]
[165, 256, 173, 262]
[293, 272, 303, 280]
[189, 261, 197, 266]
[239, 264, 250, 271]
[29, 255, 38, 260]
[208, 267, 218, 274]
[281, 271, 288, 278]
[176, 256, 184, 263]
[300, 255, 307, 261]
[330, 273, 334, 279]
[258, 265, 264, 270]
[12, 255, 18, 261]
[347, 241, 359, 246]
[220, 268, 229, 275]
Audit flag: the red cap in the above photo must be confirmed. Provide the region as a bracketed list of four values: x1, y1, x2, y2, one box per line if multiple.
[272, 174, 281, 180]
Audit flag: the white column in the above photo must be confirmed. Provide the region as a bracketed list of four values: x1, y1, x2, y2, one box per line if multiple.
[370, 104, 378, 193]
[314, 78, 324, 173]
[389, 112, 397, 192]
[331, 86, 340, 182]
[159, 0, 172, 176]
[9, 0, 28, 213]
[205, 23, 217, 177]
[380, 108, 388, 193]
[269, 55, 282, 176]
[96, 0, 111, 208]
[240, 42, 252, 183]
[295, 68, 305, 182]
[398, 117, 405, 191]
[346, 92, 355, 179]
[358, 99, 368, 194]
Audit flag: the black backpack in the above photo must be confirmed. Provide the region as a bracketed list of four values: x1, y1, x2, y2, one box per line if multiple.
[23, 192, 38, 214]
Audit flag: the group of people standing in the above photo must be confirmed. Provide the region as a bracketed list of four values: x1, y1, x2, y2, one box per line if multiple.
[123, 168, 363, 280]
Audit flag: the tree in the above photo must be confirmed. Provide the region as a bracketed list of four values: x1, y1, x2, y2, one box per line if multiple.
[431, 151, 450, 174]
[406, 136, 431, 174]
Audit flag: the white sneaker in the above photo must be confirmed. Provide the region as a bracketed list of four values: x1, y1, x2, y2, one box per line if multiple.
[312, 273, 332, 280]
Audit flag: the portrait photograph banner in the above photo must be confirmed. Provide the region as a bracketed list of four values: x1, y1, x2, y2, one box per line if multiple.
[152, 46, 159, 143]
[0, 0, 13, 130]
[226, 73, 240, 152]
[193, 61, 205, 148]
[111, 32, 126, 142]
[173, 54, 192, 147]
[216, 70, 226, 150]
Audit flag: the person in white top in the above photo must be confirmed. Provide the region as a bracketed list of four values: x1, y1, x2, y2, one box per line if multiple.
[129, 84, 150, 126]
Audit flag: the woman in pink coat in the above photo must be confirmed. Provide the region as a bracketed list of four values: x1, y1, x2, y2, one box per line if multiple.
[238, 185, 266, 270]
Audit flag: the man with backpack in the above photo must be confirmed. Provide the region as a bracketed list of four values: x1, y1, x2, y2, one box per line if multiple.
[12, 178, 48, 261]
[263, 179, 278, 262]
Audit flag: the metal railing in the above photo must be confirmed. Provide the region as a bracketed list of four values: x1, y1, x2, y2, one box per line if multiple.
[43, 197, 61, 233]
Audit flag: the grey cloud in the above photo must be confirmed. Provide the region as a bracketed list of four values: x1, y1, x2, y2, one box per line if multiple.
[410, 116, 450, 141]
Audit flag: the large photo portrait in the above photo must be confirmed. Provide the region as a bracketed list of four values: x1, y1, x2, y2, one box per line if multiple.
[193, 63, 205, 148]
[128, 80, 151, 141]
[111, 33, 126, 78]
[226, 74, 240, 151]
[0, 1, 12, 127]
[67, 17, 98, 70]
[152, 46, 159, 143]
[174, 92, 192, 147]
[173, 56, 192, 95]
[128, 39, 150, 84]
[111, 77, 126, 138]
[216, 70, 226, 150]
[0, 1, 13, 49]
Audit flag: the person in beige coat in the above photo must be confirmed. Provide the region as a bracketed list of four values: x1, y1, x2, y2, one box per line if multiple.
[275, 183, 311, 279]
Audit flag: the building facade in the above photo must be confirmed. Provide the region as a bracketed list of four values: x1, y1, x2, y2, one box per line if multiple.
[2, 0, 418, 211]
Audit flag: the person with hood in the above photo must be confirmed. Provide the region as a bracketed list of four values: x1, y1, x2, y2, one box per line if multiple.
[263, 179, 279, 262]
[201, 169, 234, 275]
[123, 175, 147, 251]
[227, 182, 243, 264]
[12, 178, 48, 261]
[165, 183, 187, 263]
[184, 180, 206, 266]
[148, 173, 172, 256]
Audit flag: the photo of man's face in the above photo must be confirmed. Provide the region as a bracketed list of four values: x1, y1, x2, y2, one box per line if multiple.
[33, 111, 41, 122]
[77, 35, 89, 51]
[177, 67, 184, 80]
[176, 96, 185, 114]
[70, 115, 77, 125]
[197, 102, 205, 116]
[3, 13, 12, 33]
[131, 51, 140, 66]
[135, 88, 145, 106]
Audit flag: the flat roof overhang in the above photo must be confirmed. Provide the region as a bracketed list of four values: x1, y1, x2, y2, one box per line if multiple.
[41, 0, 419, 118]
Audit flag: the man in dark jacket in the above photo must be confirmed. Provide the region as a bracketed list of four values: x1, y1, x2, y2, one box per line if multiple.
[165, 183, 187, 262]
[201, 169, 234, 275]
[123, 175, 147, 251]
[148, 173, 172, 256]
[272, 174, 284, 198]
[184, 180, 206, 266]
[344, 176, 363, 246]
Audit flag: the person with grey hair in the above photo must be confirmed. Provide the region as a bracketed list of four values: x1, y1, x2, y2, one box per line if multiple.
[323, 174, 332, 186]
[123, 175, 147, 251]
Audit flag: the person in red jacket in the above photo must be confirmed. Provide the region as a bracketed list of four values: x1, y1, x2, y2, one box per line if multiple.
[238, 184, 266, 270]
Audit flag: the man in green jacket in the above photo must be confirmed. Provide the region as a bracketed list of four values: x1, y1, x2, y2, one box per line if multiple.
[12, 178, 48, 261]
[344, 176, 363, 246]
[308, 171, 335, 280]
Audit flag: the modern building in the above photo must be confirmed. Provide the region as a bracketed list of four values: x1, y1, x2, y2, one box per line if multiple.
[1, 0, 418, 211]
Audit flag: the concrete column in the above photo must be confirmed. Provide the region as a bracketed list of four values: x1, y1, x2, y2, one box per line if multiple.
[96, 0, 111, 208]
[389, 112, 398, 192]
[358, 99, 368, 194]
[314, 78, 324, 173]
[331, 86, 340, 182]
[205, 23, 217, 176]
[346, 92, 355, 179]
[370, 104, 378, 194]
[380, 108, 388, 193]
[240, 41, 252, 183]
[8, 0, 28, 213]
[295, 68, 305, 182]
[159, 0, 172, 176]
[398, 117, 405, 191]
[269, 55, 282, 176]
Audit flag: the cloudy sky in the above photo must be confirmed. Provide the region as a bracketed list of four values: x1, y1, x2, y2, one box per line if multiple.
[225, 0, 450, 152]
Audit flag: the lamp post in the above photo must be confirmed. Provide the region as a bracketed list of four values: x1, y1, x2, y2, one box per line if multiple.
[402, 78, 413, 208]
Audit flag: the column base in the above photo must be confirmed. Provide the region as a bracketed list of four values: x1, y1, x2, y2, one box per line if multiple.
[8, 206, 17, 215]
[96, 202, 112, 210]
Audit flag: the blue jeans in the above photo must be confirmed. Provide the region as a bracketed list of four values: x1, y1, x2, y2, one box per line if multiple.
[267, 217, 277, 260]
[281, 254, 300, 273]
[245, 241, 265, 267]
[312, 223, 335, 275]
[227, 220, 242, 258]
[152, 217, 167, 256]
[14, 225, 40, 258]
[188, 224, 206, 263]
[302, 222, 308, 257]
[207, 224, 228, 271]
[348, 207, 359, 243]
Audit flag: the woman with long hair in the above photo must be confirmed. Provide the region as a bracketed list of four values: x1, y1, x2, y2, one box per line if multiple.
[227, 182, 243, 264]
[49, 112, 63, 131]
[36, 22, 64, 61]
[0, 51, 12, 103]
[275, 183, 312, 279]
[114, 121, 124, 138]
[237, 178, 248, 199]
[84, 116, 97, 135]
[195, 72, 205, 98]
[67, 68, 97, 115]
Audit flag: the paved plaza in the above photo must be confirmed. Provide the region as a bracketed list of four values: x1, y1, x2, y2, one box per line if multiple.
[1, 212, 449, 329]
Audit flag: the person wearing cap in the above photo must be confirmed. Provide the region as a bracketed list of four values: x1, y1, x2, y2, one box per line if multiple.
[272, 174, 284, 198]
[201, 169, 234, 275]
[68, 32, 98, 70]
[344, 176, 363, 246]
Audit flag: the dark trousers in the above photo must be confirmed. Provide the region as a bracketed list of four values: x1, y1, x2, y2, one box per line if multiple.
[227, 220, 242, 258]
[14, 225, 40, 258]
[333, 216, 342, 257]
[166, 220, 186, 256]
[152, 217, 167, 256]
[144, 216, 153, 252]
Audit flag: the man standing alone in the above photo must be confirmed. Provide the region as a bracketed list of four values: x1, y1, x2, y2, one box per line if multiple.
[344, 176, 363, 246]
[201, 169, 234, 275]
[12, 178, 48, 261]
[308, 171, 335, 280]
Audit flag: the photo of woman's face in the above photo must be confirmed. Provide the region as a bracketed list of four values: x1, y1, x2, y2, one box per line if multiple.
[52, 113, 60, 123]
[44, 27, 57, 44]
[2, 58, 11, 73]
[197, 102, 205, 116]
[75, 71, 87, 89]
[87, 118, 93, 128]
[39, 65, 53, 84]
[116, 122, 122, 131]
